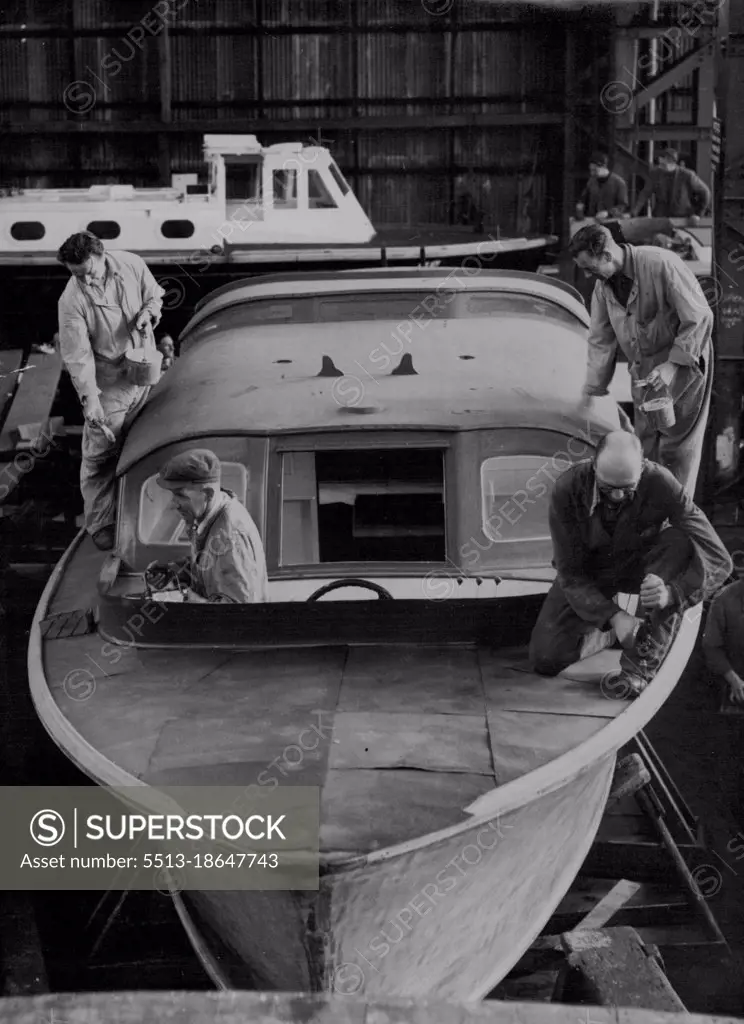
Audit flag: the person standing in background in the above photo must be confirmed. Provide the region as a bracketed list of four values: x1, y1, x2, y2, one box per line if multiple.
[632, 149, 711, 221]
[576, 153, 628, 221]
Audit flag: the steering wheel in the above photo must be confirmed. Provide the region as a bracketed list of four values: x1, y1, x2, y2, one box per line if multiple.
[306, 578, 394, 602]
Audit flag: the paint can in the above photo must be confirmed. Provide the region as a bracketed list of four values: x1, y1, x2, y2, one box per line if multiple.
[125, 347, 163, 385]
[640, 393, 676, 430]
[636, 378, 676, 430]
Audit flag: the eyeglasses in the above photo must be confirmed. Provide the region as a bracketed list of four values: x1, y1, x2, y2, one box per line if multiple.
[596, 480, 638, 498]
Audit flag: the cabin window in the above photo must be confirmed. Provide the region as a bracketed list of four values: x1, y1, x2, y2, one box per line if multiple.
[272, 169, 297, 209]
[308, 170, 337, 209]
[87, 220, 121, 240]
[329, 161, 350, 196]
[161, 219, 195, 239]
[481, 455, 562, 544]
[226, 162, 261, 202]
[138, 461, 248, 545]
[280, 448, 445, 565]
[10, 221, 45, 241]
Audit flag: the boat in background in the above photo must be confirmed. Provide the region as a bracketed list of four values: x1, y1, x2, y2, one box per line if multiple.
[0, 135, 556, 270]
[28, 267, 701, 1001]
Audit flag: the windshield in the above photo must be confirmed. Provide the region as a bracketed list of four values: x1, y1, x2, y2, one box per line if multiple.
[190, 290, 583, 334]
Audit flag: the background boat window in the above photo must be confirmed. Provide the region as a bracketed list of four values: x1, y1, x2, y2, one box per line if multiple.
[161, 220, 195, 239]
[11, 221, 45, 241]
[138, 462, 248, 545]
[272, 169, 297, 209]
[481, 455, 562, 544]
[329, 160, 351, 196]
[225, 158, 262, 202]
[280, 448, 445, 565]
[308, 170, 337, 209]
[87, 221, 121, 240]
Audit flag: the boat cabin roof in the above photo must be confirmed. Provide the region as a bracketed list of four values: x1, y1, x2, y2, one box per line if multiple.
[119, 283, 597, 474]
[185, 268, 588, 334]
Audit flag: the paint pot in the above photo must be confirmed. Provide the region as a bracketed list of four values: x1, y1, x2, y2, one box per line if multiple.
[640, 393, 676, 430]
[125, 347, 163, 385]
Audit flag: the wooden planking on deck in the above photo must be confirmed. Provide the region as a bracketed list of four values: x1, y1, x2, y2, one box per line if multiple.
[1, 990, 740, 1024]
[479, 649, 627, 719]
[338, 645, 484, 714]
[486, 710, 606, 784]
[0, 351, 62, 453]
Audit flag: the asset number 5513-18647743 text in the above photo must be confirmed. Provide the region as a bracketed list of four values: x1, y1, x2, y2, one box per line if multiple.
[143, 852, 279, 869]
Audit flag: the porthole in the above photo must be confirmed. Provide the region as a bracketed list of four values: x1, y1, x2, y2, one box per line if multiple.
[87, 220, 121, 240]
[11, 221, 45, 241]
[161, 219, 195, 239]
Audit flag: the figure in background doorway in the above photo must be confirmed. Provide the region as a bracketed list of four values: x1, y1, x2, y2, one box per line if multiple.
[569, 223, 713, 495]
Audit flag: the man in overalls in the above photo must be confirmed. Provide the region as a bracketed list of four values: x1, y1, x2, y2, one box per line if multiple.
[569, 223, 713, 495]
[152, 449, 268, 604]
[57, 231, 164, 550]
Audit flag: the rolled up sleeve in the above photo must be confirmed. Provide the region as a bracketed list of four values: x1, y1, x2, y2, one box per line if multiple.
[583, 284, 618, 397]
[57, 295, 99, 406]
[549, 490, 620, 626]
[702, 595, 734, 678]
[664, 258, 713, 368]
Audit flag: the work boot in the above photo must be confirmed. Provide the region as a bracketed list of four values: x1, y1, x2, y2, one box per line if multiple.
[600, 669, 648, 701]
[91, 525, 115, 551]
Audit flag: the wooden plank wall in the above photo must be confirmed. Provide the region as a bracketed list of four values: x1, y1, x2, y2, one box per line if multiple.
[0, 0, 617, 233]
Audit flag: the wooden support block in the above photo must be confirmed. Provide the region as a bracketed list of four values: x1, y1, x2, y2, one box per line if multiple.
[557, 926, 686, 1009]
[608, 753, 651, 805]
[0, 892, 48, 996]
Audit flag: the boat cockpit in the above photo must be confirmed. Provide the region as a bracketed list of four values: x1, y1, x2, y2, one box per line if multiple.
[96, 420, 606, 648]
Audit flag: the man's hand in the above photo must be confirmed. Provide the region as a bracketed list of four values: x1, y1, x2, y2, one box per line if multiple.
[132, 309, 153, 333]
[727, 672, 744, 705]
[610, 609, 644, 649]
[84, 396, 106, 426]
[645, 361, 678, 391]
[640, 573, 672, 611]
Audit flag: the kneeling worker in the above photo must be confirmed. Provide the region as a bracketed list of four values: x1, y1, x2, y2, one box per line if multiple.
[529, 431, 731, 695]
[152, 449, 268, 604]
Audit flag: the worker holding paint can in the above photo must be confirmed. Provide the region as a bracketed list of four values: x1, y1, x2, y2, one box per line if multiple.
[569, 223, 713, 496]
[57, 231, 164, 551]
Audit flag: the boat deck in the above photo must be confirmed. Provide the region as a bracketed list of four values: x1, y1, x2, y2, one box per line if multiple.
[32, 536, 641, 856]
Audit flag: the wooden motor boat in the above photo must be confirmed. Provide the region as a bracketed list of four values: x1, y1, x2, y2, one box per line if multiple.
[28, 267, 701, 1001]
[0, 134, 555, 270]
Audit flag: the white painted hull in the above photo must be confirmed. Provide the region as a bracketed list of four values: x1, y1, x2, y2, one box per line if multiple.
[178, 756, 615, 998]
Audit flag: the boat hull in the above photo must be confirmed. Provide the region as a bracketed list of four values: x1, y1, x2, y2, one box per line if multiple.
[178, 755, 614, 999]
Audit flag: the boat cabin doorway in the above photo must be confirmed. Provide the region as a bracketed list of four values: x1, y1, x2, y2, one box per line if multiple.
[279, 447, 446, 567]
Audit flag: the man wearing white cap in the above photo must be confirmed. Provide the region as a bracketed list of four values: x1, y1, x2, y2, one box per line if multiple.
[151, 448, 268, 604]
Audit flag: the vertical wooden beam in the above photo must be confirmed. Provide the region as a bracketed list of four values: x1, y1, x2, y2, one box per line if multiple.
[448, 2, 457, 225]
[256, 0, 264, 120]
[349, 0, 359, 210]
[562, 23, 576, 238]
[704, 0, 744, 512]
[696, 44, 715, 183]
[158, 18, 172, 186]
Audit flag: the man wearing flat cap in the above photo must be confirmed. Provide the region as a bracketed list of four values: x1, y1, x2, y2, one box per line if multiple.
[152, 448, 268, 604]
